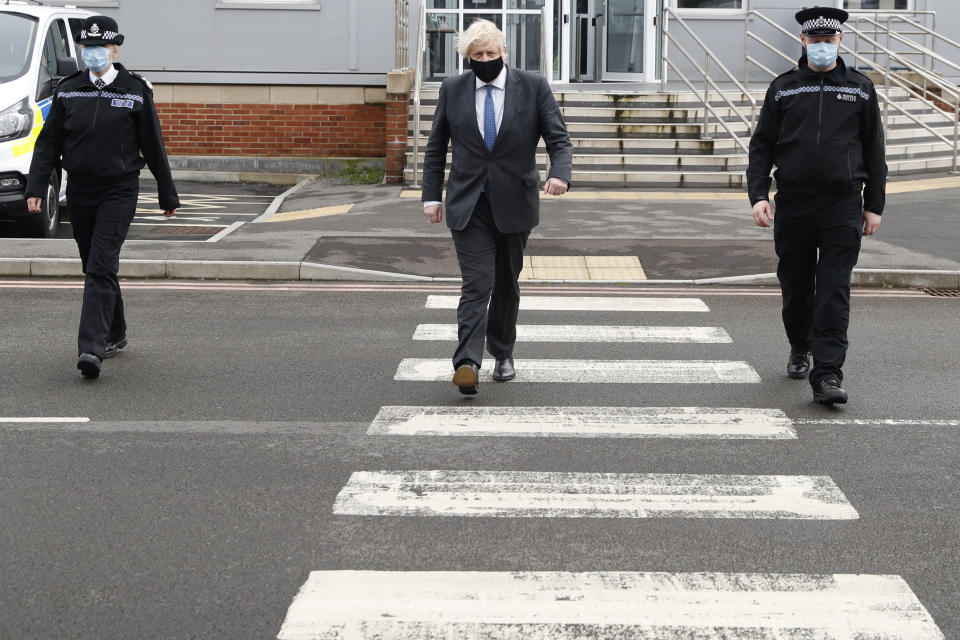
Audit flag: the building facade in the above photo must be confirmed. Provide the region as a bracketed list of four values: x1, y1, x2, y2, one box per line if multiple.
[34, 0, 960, 169]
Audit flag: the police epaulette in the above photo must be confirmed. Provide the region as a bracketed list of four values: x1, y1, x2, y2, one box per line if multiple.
[53, 70, 84, 96]
[129, 70, 154, 91]
[774, 67, 800, 80]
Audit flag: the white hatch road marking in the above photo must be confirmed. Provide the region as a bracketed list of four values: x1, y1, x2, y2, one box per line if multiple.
[368, 406, 796, 439]
[413, 324, 732, 343]
[0, 417, 90, 423]
[425, 295, 710, 312]
[332, 471, 858, 519]
[395, 359, 761, 384]
[276, 571, 944, 640]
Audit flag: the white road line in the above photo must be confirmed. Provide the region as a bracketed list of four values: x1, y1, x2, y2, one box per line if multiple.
[426, 295, 710, 312]
[0, 417, 90, 423]
[277, 571, 944, 640]
[796, 418, 960, 427]
[205, 221, 245, 243]
[332, 471, 858, 519]
[395, 359, 762, 384]
[368, 406, 796, 439]
[413, 324, 732, 343]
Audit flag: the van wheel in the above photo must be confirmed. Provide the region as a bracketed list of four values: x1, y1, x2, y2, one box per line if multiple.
[21, 172, 61, 238]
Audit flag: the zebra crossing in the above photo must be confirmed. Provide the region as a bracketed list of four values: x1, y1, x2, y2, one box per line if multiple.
[276, 293, 945, 639]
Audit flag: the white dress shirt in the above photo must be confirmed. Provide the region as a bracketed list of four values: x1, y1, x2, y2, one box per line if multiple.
[89, 65, 118, 87]
[424, 66, 508, 209]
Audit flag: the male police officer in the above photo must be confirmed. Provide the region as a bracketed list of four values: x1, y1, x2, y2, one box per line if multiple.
[26, 16, 179, 379]
[747, 7, 886, 405]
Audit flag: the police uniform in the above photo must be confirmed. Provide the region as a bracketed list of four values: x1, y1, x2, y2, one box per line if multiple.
[25, 16, 179, 378]
[747, 7, 887, 403]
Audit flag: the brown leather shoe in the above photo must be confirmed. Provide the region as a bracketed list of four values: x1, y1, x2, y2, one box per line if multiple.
[453, 362, 479, 395]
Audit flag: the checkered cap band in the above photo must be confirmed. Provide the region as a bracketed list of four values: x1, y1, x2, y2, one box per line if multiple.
[803, 16, 843, 33]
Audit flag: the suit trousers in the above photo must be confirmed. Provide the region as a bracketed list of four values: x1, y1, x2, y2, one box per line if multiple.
[451, 193, 530, 368]
[67, 176, 138, 358]
[773, 191, 863, 385]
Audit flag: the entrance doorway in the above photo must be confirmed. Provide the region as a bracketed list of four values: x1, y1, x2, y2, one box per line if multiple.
[565, 0, 658, 82]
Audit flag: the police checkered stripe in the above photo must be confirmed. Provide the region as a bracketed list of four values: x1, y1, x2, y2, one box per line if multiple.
[803, 17, 843, 32]
[775, 85, 869, 102]
[59, 91, 144, 104]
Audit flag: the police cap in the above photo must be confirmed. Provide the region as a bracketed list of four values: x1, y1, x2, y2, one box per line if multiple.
[795, 7, 848, 35]
[75, 16, 125, 46]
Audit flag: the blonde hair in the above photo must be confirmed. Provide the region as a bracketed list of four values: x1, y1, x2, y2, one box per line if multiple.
[456, 19, 506, 58]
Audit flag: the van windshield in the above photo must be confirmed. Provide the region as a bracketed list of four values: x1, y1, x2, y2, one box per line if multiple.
[0, 12, 39, 84]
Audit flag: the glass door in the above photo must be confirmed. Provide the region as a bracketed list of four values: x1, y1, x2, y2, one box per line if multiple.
[601, 0, 653, 81]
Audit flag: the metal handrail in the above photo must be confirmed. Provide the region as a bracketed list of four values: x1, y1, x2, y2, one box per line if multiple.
[410, 0, 427, 187]
[659, 5, 757, 154]
[745, 9, 959, 174]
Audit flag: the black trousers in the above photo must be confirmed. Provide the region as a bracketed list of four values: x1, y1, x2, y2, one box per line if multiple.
[450, 194, 530, 368]
[773, 191, 863, 385]
[67, 176, 138, 358]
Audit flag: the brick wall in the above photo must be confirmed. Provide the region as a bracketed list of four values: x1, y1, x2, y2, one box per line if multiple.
[152, 85, 393, 159]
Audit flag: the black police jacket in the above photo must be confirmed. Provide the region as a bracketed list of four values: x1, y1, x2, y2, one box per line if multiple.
[26, 63, 179, 211]
[747, 56, 887, 214]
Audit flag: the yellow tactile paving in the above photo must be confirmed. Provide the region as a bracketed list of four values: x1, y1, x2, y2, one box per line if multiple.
[531, 255, 587, 268]
[267, 204, 354, 222]
[584, 255, 642, 268]
[517, 255, 646, 280]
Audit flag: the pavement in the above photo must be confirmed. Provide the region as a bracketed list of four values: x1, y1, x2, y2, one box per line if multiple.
[0, 174, 958, 287]
[0, 282, 957, 639]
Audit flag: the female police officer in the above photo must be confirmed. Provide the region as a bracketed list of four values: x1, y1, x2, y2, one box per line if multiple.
[25, 16, 179, 379]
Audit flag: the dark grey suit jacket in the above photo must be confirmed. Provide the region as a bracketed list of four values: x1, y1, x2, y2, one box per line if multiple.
[421, 67, 574, 234]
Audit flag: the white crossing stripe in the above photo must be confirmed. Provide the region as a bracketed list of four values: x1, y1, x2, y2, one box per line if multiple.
[332, 471, 858, 519]
[395, 359, 761, 384]
[276, 571, 945, 639]
[796, 418, 960, 427]
[413, 324, 732, 343]
[368, 406, 796, 439]
[0, 417, 90, 423]
[426, 295, 709, 312]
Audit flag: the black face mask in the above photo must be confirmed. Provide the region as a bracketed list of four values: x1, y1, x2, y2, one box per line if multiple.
[469, 57, 504, 84]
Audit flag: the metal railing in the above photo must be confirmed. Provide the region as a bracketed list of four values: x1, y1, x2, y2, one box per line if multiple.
[395, 0, 410, 70]
[745, 9, 959, 173]
[410, 0, 427, 187]
[853, 11, 936, 71]
[659, 5, 757, 154]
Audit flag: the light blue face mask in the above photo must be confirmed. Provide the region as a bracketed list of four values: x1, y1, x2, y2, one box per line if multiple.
[81, 46, 112, 73]
[806, 42, 839, 69]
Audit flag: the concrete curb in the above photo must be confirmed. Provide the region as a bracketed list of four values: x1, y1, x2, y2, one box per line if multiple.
[1, 257, 958, 288]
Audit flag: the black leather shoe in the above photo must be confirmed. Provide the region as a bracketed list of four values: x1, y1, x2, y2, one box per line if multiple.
[77, 353, 102, 379]
[103, 337, 128, 359]
[492, 357, 516, 382]
[453, 362, 479, 395]
[787, 351, 811, 379]
[813, 378, 848, 405]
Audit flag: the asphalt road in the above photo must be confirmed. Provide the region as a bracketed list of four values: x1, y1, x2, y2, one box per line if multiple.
[0, 282, 957, 639]
[0, 181, 282, 242]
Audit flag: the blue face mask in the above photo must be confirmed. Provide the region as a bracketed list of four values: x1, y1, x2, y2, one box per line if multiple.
[806, 42, 839, 69]
[82, 46, 112, 73]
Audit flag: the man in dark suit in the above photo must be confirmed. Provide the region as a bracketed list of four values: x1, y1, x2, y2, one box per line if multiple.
[422, 19, 573, 396]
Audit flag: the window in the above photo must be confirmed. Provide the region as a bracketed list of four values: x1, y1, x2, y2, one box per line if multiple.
[37, 19, 70, 101]
[843, 1, 910, 9]
[215, 0, 320, 8]
[675, 0, 742, 8]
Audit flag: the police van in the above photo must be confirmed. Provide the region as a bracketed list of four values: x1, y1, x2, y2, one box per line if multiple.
[0, 2, 92, 237]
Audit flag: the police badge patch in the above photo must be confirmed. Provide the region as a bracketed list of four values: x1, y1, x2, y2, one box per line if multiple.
[111, 98, 135, 108]
[837, 93, 857, 103]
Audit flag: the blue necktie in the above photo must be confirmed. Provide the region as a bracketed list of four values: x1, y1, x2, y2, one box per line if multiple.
[483, 84, 496, 152]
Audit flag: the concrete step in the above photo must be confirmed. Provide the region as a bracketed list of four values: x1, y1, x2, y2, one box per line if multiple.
[404, 167, 748, 188]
